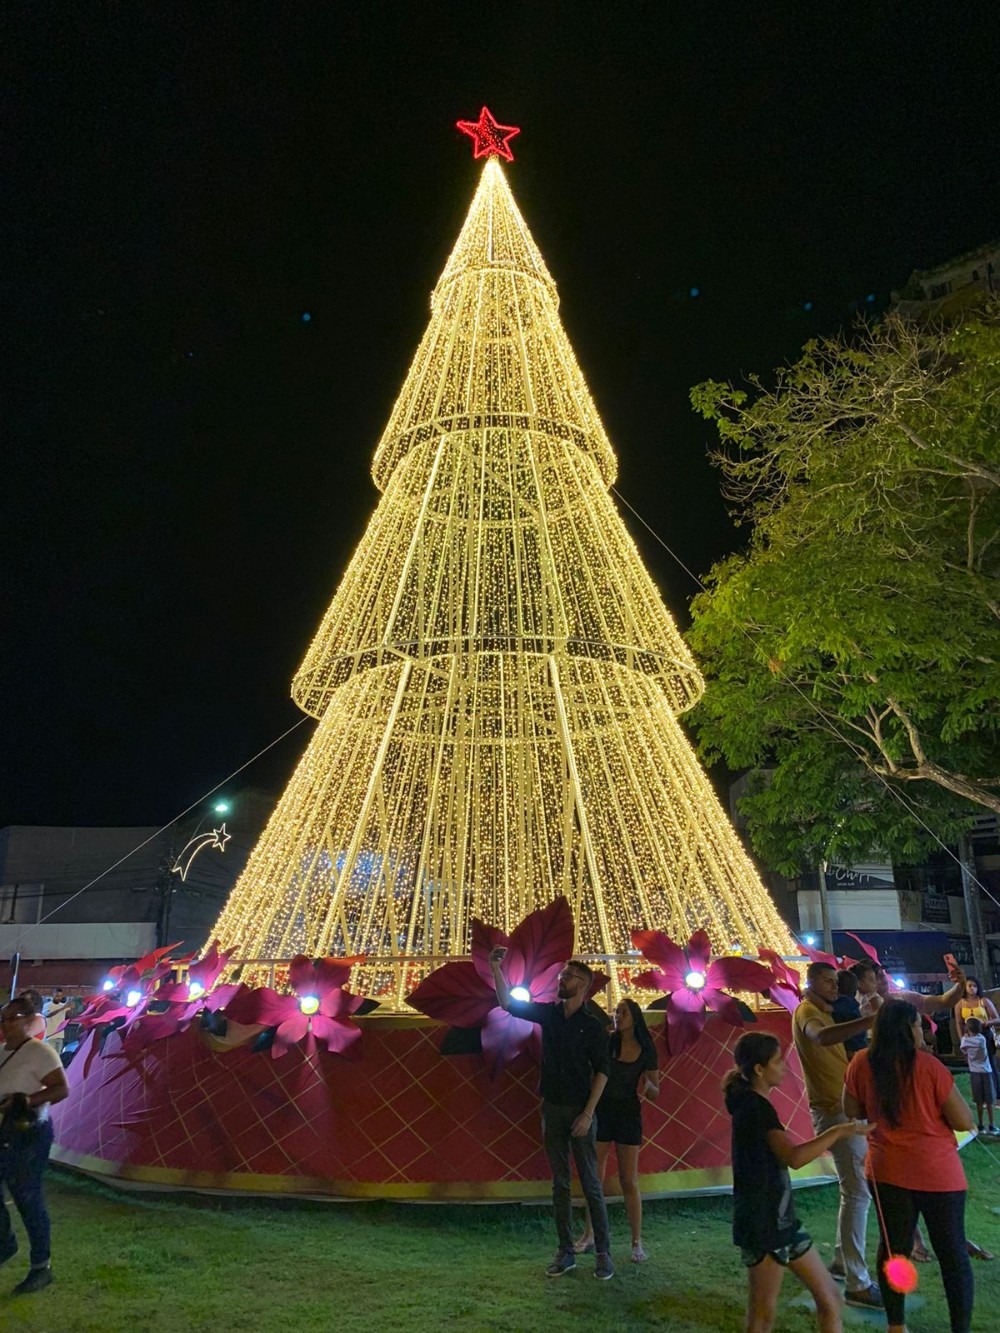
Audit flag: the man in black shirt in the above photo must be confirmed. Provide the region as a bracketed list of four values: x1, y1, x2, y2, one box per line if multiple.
[489, 948, 614, 1279]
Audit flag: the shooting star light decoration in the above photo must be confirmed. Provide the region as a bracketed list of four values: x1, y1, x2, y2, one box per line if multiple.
[170, 824, 232, 882]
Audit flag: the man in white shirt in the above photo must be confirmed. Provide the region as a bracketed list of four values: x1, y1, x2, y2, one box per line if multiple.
[0, 996, 69, 1294]
[43, 992, 71, 1055]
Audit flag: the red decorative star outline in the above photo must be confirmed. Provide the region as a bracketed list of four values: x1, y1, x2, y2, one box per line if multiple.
[456, 106, 521, 162]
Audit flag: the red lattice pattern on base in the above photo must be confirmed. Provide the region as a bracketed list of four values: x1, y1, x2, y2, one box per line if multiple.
[52, 1011, 822, 1199]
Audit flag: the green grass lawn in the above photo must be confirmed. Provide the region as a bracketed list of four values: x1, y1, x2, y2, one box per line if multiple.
[4, 1098, 1000, 1331]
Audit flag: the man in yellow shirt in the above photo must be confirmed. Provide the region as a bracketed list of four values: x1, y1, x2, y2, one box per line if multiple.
[793, 961, 882, 1308]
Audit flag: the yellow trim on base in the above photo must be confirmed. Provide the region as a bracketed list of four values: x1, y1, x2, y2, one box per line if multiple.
[51, 1144, 837, 1202]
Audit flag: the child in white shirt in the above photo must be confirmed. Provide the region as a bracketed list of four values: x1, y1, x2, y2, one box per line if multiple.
[960, 1017, 998, 1135]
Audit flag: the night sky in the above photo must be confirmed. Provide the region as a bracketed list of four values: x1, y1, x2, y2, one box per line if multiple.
[6, 4, 999, 830]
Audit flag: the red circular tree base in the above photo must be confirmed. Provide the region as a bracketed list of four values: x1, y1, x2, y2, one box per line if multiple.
[52, 1010, 830, 1199]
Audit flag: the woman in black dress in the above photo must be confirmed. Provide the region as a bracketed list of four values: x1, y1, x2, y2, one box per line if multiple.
[575, 998, 659, 1262]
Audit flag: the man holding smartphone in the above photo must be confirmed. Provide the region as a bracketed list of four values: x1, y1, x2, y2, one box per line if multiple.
[488, 947, 614, 1280]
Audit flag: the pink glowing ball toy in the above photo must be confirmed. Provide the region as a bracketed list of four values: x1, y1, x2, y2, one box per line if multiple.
[883, 1255, 919, 1294]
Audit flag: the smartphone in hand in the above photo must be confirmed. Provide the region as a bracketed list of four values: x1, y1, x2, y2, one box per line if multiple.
[943, 952, 959, 973]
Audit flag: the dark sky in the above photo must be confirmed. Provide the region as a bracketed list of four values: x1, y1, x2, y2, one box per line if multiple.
[6, 3, 999, 829]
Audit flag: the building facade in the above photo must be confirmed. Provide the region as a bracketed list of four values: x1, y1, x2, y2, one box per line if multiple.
[0, 787, 273, 994]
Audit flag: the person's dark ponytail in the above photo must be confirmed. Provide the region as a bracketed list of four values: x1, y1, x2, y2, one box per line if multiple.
[723, 1032, 780, 1111]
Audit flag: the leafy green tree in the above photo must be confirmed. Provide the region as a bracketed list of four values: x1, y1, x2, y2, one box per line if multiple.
[686, 303, 1000, 874]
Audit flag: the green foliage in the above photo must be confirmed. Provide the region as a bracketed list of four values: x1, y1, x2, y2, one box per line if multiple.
[687, 304, 1000, 871]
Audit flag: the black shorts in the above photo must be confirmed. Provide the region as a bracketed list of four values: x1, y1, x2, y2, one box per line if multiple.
[595, 1101, 643, 1146]
[741, 1227, 813, 1269]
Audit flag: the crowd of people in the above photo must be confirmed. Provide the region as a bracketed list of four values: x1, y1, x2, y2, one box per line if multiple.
[485, 945, 987, 1333]
[0, 958, 992, 1327]
[729, 958, 982, 1333]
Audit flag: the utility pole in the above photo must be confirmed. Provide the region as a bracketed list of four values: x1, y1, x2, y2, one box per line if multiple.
[156, 826, 178, 949]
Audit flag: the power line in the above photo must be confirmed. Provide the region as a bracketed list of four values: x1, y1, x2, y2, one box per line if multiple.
[9, 715, 310, 952]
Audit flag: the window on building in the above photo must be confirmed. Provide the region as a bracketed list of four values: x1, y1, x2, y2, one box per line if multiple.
[929, 281, 952, 299]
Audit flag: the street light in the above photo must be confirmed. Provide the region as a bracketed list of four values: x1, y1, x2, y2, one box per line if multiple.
[162, 799, 234, 943]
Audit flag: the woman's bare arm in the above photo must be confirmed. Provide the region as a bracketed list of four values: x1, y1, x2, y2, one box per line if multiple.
[941, 1083, 974, 1133]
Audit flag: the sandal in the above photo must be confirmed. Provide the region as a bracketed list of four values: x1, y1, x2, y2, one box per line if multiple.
[967, 1242, 995, 1261]
[631, 1243, 647, 1263]
[910, 1242, 931, 1263]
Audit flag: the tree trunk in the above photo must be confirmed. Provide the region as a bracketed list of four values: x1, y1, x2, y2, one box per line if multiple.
[818, 858, 834, 955]
[959, 833, 993, 988]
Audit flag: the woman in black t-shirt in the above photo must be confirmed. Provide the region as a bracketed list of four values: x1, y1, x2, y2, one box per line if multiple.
[574, 999, 659, 1263]
[725, 1032, 870, 1333]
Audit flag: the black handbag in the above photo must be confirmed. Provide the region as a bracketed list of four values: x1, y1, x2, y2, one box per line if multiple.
[0, 1045, 39, 1145]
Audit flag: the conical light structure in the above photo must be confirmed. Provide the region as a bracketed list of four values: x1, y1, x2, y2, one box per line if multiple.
[213, 158, 797, 1005]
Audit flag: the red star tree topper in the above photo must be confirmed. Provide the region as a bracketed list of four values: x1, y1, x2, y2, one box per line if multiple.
[456, 106, 521, 161]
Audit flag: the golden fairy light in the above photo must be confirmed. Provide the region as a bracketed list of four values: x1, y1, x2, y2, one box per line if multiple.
[212, 155, 797, 1007]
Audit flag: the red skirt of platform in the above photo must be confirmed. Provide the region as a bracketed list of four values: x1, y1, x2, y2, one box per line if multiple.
[51, 1009, 829, 1199]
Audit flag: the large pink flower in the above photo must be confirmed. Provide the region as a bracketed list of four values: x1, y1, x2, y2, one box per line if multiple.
[632, 928, 773, 1056]
[758, 948, 803, 1015]
[407, 897, 608, 1076]
[122, 941, 241, 1051]
[76, 942, 193, 1033]
[224, 955, 363, 1060]
[800, 932, 879, 972]
[800, 941, 841, 969]
[844, 932, 881, 967]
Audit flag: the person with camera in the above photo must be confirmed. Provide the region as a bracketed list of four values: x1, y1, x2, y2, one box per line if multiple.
[0, 996, 69, 1294]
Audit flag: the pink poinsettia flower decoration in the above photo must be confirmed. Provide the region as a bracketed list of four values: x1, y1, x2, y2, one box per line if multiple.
[122, 940, 242, 1050]
[844, 932, 881, 967]
[631, 927, 773, 1056]
[800, 930, 885, 973]
[758, 948, 804, 1015]
[800, 943, 853, 975]
[76, 942, 193, 1033]
[800, 940, 841, 969]
[224, 954, 363, 1060]
[407, 897, 608, 1077]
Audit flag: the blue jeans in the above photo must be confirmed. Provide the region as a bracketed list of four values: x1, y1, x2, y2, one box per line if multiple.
[0, 1117, 53, 1267]
[541, 1101, 610, 1255]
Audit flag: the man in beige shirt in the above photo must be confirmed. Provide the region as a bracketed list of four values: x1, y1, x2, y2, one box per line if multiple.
[793, 961, 882, 1308]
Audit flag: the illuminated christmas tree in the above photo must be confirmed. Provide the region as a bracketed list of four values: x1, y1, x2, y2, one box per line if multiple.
[213, 108, 796, 1006]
